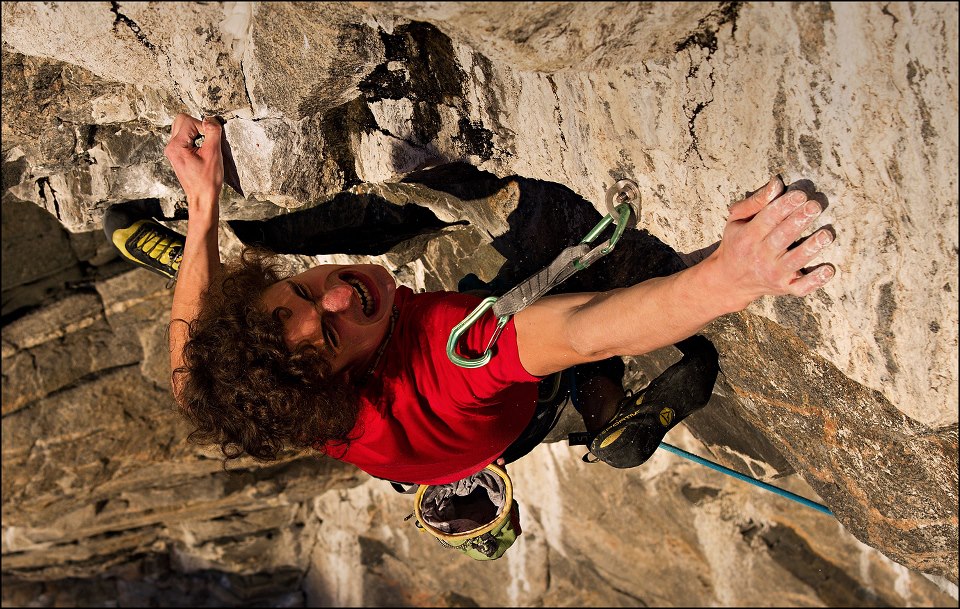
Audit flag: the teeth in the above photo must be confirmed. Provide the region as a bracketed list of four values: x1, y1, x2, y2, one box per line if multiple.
[346, 278, 373, 316]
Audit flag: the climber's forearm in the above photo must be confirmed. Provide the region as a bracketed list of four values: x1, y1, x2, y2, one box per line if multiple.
[568, 259, 731, 357]
[170, 199, 222, 325]
[571, 256, 742, 356]
[163, 114, 226, 405]
[514, 258, 731, 376]
[169, 198, 222, 404]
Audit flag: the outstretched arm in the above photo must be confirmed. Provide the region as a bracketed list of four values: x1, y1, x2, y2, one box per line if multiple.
[165, 114, 225, 403]
[514, 177, 836, 376]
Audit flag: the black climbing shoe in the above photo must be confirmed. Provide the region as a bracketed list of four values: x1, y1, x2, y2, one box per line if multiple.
[580, 335, 720, 468]
[103, 205, 185, 282]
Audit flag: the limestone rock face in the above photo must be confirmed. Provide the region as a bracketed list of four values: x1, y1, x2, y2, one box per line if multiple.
[2, 1, 957, 606]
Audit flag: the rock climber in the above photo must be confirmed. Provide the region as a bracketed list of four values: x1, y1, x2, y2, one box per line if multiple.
[104, 113, 836, 486]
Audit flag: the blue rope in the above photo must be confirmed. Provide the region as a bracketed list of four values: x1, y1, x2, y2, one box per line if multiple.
[658, 442, 834, 517]
[569, 366, 834, 517]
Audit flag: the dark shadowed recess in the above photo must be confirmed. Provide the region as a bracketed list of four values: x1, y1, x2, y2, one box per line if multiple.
[227, 192, 466, 256]
[227, 162, 689, 288]
[400, 162, 690, 294]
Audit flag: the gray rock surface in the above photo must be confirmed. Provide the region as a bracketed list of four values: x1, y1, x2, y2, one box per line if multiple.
[2, 1, 957, 606]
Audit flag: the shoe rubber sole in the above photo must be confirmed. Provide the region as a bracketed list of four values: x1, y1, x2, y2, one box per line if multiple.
[103, 206, 185, 280]
[588, 336, 720, 468]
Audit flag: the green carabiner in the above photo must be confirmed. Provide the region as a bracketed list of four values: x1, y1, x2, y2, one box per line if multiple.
[572, 203, 633, 270]
[446, 297, 511, 368]
[579, 203, 632, 251]
[603, 203, 633, 253]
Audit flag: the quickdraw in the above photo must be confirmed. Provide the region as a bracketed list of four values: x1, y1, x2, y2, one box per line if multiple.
[447, 179, 641, 368]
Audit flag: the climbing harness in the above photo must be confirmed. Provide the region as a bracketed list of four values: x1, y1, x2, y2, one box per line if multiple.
[446, 179, 641, 368]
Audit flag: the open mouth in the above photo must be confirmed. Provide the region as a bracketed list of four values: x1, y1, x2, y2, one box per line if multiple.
[341, 271, 377, 317]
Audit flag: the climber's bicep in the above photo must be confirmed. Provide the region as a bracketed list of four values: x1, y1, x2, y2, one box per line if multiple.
[513, 291, 610, 377]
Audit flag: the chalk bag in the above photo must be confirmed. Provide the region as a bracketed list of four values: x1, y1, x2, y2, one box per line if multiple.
[412, 464, 521, 560]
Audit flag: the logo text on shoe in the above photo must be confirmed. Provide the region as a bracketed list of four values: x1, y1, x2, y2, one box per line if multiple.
[598, 427, 625, 449]
[658, 407, 674, 427]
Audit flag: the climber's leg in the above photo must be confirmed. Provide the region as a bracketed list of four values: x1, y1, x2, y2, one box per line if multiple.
[574, 335, 720, 468]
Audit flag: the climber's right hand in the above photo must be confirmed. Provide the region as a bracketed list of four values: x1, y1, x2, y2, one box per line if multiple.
[703, 176, 836, 313]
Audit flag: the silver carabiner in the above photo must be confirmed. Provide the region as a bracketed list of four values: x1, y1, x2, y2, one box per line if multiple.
[446, 297, 510, 368]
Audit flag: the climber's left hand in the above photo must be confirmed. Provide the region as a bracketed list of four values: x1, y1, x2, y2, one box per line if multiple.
[164, 113, 224, 207]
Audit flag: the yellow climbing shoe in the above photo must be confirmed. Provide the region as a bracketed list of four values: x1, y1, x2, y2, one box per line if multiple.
[585, 335, 719, 468]
[103, 205, 184, 281]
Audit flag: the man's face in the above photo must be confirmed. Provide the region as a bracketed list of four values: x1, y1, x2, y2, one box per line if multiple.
[260, 264, 398, 378]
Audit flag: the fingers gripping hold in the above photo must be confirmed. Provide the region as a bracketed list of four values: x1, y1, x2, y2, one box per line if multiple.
[162, 113, 225, 203]
[782, 227, 833, 270]
[165, 114, 203, 160]
[755, 189, 812, 238]
[716, 177, 837, 308]
[199, 116, 222, 149]
[790, 264, 836, 297]
[766, 197, 822, 251]
[728, 176, 784, 221]
[780, 226, 836, 296]
[165, 115, 223, 160]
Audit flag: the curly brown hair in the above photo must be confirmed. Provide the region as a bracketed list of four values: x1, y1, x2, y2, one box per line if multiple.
[173, 247, 361, 463]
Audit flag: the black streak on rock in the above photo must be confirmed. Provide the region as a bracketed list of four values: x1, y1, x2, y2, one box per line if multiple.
[357, 22, 493, 160]
[675, 1, 742, 161]
[317, 97, 379, 188]
[874, 282, 900, 377]
[109, 2, 156, 52]
[454, 118, 495, 160]
[675, 1, 742, 54]
[36, 176, 61, 220]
